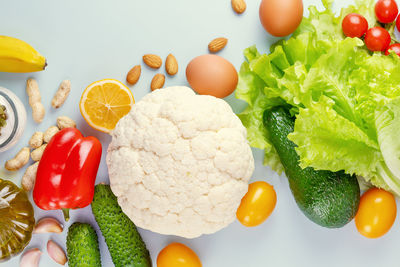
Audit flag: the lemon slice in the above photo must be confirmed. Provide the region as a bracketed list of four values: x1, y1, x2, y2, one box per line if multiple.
[80, 79, 134, 133]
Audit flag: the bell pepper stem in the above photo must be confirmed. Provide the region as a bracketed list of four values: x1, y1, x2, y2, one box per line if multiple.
[62, 208, 70, 221]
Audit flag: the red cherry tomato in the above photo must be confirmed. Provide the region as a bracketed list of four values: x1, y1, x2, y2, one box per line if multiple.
[397, 14, 400, 32]
[342, 13, 368, 38]
[385, 43, 400, 56]
[375, 0, 399, 23]
[364, 27, 391, 51]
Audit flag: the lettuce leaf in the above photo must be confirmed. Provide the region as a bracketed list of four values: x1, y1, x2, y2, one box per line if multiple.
[288, 97, 381, 178]
[374, 98, 400, 195]
[236, 0, 400, 194]
[236, 47, 288, 173]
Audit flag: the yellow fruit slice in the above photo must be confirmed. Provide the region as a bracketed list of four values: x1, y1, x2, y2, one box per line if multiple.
[80, 79, 134, 133]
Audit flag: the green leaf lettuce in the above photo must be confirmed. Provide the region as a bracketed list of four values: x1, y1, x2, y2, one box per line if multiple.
[236, 0, 400, 194]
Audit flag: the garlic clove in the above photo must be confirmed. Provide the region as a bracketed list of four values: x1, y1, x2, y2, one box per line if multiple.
[20, 248, 42, 267]
[33, 217, 63, 234]
[47, 240, 67, 265]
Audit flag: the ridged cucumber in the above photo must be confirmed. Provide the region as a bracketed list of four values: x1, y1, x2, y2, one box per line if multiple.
[66, 222, 102, 267]
[263, 107, 360, 228]
[91, 184, 152, 267]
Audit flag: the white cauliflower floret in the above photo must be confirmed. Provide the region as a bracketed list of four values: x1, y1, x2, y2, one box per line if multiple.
[107, 86, 254, 238]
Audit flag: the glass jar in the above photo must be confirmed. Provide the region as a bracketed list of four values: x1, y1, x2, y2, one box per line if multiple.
[0, 178, 35, 261]
[0, 87, 27, 153]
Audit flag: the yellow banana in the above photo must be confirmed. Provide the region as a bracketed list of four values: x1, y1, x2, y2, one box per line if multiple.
[0, 35, 46, 73]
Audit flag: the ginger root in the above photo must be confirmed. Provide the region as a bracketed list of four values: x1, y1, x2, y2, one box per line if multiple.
[22, 162, 39, 191]
[5, 147, 30, 171]
[31, 144, 47, 162]
[52, 80, 71, 109]
[26, 78, 45, 123]
[57, 116, 76, 129]
[29, 131, 44, 149]
[43, 126, 59, 143]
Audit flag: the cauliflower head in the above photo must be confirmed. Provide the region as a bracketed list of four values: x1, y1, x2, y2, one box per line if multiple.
[107, 86, 254, 238]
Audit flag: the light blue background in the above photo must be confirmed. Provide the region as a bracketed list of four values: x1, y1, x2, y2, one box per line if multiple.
[1, 0, 399, 266]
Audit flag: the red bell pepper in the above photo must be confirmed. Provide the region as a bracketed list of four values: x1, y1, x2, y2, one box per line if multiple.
[33, 127, 102, 220]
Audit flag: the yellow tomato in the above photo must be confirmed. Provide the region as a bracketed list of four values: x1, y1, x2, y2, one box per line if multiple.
[157, 242, 202, 267]
[355, 188, 397, 238]
[236, 181, 277, 227]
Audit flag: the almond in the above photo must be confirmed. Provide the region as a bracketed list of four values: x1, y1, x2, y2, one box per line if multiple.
[151, 74, 165, 91]
[143, 54, 162, 69]
[126, 65, 141, 85]
[208, 37, 228, 53]
[231, 0, 246, 14]
[165, 54, 178, 76]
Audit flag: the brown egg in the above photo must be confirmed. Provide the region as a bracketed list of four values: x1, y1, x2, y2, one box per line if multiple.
[259, 0, 303, 37]
[186, 54, 238, 98]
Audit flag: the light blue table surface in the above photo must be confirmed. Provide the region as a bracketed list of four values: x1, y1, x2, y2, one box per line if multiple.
[1, 0, 399, 266]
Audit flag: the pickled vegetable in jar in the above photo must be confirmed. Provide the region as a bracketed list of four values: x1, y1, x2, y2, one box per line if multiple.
[0, 87, 27, 152]
[0, 178, 35, 262]
[0, 105, 7, 135]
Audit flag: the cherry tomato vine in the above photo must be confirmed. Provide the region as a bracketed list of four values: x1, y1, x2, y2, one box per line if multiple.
[342, 0, 400, 56]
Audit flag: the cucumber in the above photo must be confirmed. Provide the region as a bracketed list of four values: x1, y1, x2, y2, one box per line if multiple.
[91, 184, 152, 267]
[66, 222, 102, 267]
[263, 107, 360, 228]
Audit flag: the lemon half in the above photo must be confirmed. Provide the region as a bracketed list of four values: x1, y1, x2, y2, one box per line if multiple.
[80, 79, 134, 133]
